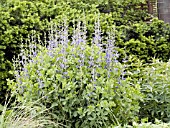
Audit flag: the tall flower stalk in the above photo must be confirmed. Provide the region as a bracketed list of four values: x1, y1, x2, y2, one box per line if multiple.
[105, 25, 118, 78]
[92, 16, 103, 88]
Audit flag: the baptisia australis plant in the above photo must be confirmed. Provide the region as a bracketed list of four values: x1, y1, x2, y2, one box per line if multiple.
[8, 17, 142, 127]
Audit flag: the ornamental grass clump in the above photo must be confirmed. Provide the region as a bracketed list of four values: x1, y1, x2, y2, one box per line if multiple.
[0, 94, 60, 128]
[8, 17, 142, 127]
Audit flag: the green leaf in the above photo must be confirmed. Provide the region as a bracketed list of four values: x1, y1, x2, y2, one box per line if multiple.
[0, 104, 4, 112]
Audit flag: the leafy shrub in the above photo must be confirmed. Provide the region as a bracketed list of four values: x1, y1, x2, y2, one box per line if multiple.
[8, 19, 142, 127]
[97, 0, 151, 26]
[116, 19, 170, 62]
[138, 59, 170, 122]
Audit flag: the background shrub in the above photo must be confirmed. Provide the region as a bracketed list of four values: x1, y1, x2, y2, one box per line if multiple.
[115, 19, 170, 63]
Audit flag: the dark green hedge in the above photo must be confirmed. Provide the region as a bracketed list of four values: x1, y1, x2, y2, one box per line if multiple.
[115, 19, 170, 62]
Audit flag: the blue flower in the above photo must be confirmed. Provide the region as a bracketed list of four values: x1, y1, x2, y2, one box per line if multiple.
[60, 63, 65, 69]
[37, 78, 44, 88]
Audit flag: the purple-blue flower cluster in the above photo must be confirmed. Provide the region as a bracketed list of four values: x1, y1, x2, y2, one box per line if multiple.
[12, 17, 128, 99]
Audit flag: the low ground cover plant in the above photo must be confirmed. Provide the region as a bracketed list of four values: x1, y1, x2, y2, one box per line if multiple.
[114, 120, 170, 128]
[7, 18, 142, 127]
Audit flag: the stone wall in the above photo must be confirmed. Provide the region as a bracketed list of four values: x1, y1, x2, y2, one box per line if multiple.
[158, 0, 170, 23]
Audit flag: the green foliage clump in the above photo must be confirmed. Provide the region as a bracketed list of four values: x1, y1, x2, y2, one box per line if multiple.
[138, 59, 170, 122]
[116, 19, 170, 62]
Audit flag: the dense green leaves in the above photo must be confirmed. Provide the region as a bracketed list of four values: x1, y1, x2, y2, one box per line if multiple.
[115, 19, 170, 62]
[138, 59, 170, 122]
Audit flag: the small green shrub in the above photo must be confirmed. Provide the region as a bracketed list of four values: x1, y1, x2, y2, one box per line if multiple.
[139, 59, 170, 122]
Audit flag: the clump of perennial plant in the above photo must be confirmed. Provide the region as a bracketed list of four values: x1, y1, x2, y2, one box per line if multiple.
[0, 94, 60, 128]
[8, 17, 142, 127]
